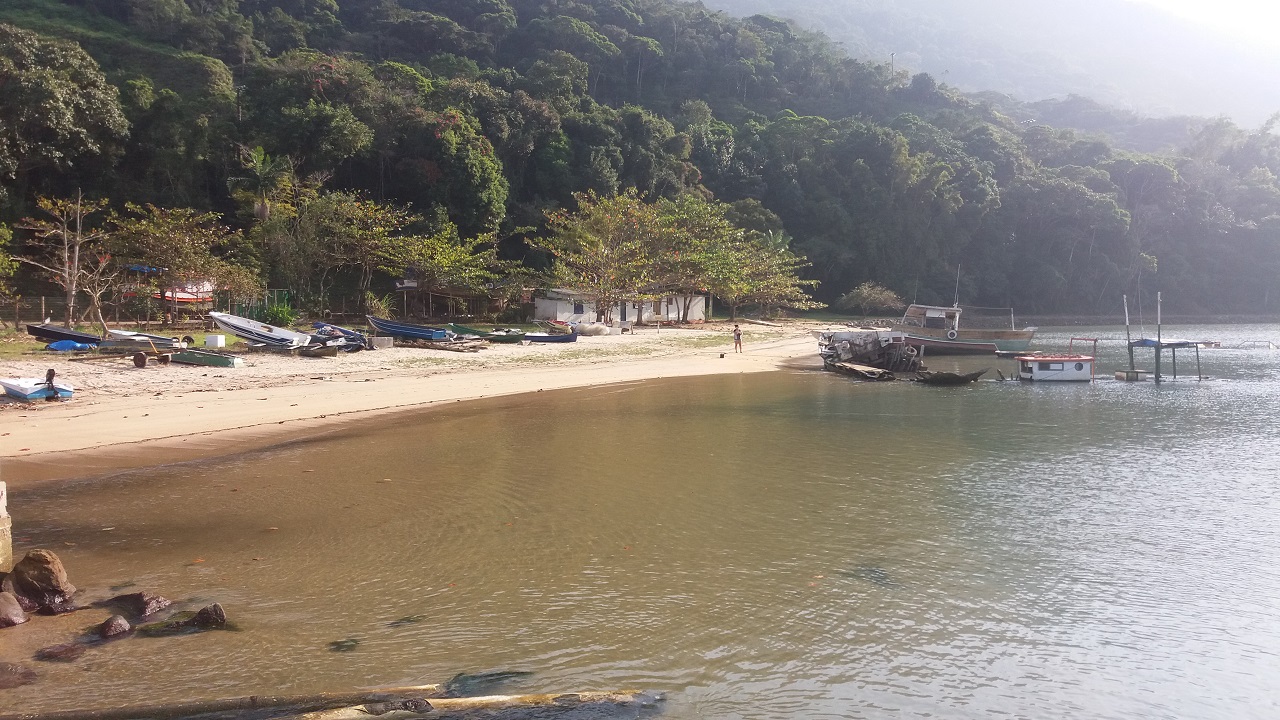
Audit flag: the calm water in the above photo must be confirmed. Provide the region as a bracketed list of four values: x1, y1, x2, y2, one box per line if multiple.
[4, 325, 1280, 718]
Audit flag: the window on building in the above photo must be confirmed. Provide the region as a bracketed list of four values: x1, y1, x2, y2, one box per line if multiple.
[573, 302, 584, 314]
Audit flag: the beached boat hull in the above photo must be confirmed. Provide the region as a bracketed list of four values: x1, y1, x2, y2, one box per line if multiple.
[170, 349, 244, 368]
[915, 368, 988, 385]
[1, 378, 74, 401]
[524, 332, 578, 343]
[26, 324, 101, 345]
[445, 323, 526, 343]
[367, 316, 453, 341]
[312, 321, 369, 344]
[210, 312, 311, 348]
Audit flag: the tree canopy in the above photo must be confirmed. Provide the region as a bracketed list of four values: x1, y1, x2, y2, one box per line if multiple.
[0, 0, 1277, 318]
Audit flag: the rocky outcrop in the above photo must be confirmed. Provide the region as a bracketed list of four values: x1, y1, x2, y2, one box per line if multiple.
[1, 550, 76, 612]
[0, 591, 27, 628]
[99, 614, 132, 639]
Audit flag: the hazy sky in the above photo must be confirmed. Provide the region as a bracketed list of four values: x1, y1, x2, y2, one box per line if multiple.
[1133, 0, 1280, 47]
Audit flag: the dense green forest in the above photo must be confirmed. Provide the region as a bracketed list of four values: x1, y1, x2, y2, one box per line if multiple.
[2, 0, 1279, 316]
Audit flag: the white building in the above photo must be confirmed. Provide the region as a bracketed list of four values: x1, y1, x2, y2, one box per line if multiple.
[533, 289, 707, 324]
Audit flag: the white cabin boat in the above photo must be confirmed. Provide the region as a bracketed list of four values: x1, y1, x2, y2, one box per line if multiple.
[1015, 338, 1097, 382]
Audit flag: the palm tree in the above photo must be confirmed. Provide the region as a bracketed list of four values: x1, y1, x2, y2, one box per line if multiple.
[227, 146, 292, 221]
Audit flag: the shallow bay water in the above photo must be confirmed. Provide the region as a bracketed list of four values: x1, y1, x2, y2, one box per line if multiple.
[4, 325, 1280, 718]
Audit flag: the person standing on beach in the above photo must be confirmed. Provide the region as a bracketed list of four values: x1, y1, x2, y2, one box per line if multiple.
[733, 324, 743, 353]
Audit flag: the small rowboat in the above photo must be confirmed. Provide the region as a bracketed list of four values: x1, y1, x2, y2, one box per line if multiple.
[108, 329, 181, 343]
[914, 368, 987, 386]
[1, 371, 74, 401]
[170, 348, 244, 368]
[210, 311, 312, 348]
[26, 324, 101, 345]
[367, 316, 455, 342]
[524, 331, 578, 343]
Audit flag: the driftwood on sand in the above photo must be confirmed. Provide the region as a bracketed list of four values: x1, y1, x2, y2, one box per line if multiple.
[0, 685, 443, 720]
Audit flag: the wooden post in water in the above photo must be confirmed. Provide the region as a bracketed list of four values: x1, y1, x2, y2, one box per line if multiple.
[1123, 294, 1135, 374]
[1154, 292, 1163, 384]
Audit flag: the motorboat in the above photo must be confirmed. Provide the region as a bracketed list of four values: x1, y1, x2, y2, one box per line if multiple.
[210, 311, 312, 348]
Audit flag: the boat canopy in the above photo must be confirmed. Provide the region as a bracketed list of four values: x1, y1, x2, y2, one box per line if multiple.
[1129, 338, 1213, 349]
[899, 304, 960, 329]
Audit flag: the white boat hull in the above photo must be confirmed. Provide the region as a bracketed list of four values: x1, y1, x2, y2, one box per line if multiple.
[209, 312, 311, 348]
[1, 378, 74, 401]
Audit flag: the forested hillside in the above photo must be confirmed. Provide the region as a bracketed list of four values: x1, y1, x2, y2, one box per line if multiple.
[2, 0, 1279, 316]
[704, 0, 1280, 127]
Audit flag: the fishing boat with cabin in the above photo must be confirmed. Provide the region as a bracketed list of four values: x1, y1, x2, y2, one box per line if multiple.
[893, 304, 1035, 355]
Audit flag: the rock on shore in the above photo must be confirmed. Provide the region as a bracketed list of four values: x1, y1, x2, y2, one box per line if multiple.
[0, 591, 27, 627]
[1, 549, 76, 613]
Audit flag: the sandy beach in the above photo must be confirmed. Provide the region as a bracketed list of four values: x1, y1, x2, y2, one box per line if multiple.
[0, 322, 819, 484]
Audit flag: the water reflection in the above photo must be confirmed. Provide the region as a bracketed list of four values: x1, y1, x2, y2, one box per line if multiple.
[3, 325, 1280, 718]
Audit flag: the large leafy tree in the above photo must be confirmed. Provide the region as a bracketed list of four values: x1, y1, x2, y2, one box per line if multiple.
[0, 24, 129, 205]
[538, 190, 663, 323]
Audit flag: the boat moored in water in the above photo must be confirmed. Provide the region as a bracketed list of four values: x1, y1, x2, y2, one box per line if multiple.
[893, 304, 1035, 355]
[1015, 337, 1097, 381]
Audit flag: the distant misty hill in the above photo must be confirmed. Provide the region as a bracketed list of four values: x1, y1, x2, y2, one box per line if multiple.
[703, 0, 1280, 125]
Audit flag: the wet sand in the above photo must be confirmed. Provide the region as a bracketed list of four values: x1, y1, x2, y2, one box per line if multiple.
[0, 324, 818, 485]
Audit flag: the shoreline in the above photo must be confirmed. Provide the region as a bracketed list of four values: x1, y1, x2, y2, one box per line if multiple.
[0, 325, 818, 487]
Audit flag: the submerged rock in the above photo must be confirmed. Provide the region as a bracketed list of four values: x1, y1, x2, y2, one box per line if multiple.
[36, 599, 80, 616]
[34, 643, 86, 663]
[103, 591, 172, 619]
[0, 663, 37, 689]
[328, 638, 361, 652]
[442, 670, 536, 698]
[0, 591, 27, 628]
[1, 550, 77, 612]
[137, 603, 228, 637]
[387, 614, 426, 628]
[99, 614, 132, 639]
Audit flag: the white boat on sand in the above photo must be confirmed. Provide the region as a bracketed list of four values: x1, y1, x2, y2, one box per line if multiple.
[1, 371, 74, 401]
[209, 311, 312, 348]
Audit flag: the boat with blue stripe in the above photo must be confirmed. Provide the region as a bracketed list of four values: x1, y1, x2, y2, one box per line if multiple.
[366, 316, 455, 342]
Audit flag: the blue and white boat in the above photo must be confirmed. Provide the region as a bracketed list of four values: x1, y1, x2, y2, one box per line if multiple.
[1, 372, 74, 401]
[210, 311, 311, 348]
[366, 316, 455, 342]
